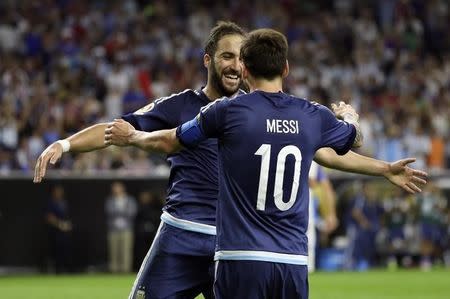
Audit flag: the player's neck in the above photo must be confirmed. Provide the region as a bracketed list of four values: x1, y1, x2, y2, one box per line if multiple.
[202, 85, 223, 102]
[248, 77, 283, 93]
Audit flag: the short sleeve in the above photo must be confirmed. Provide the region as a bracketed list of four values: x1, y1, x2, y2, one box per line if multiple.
[122, 96, 181, 131]
[176, 97, 230, 148]
[198, 97, 230, 138]
[318, 105, 356, 155]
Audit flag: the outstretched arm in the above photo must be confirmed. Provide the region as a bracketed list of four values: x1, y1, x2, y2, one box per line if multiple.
[104, 119, 181, 154]
[34, 123, 110, 183]
[314, 148, 428, 194]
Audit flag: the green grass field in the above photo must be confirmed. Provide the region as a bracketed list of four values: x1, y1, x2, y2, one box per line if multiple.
[0, 269, 449, 299]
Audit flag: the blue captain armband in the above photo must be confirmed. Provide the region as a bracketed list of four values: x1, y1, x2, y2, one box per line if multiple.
[176, 117, 207, 149]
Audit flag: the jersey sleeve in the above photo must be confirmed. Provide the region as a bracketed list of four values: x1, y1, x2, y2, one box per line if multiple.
[176, 97, 229, 149]
[198, 97, 229, 138]
[121, 96, 180, 131]
[318, 105, 356, 155]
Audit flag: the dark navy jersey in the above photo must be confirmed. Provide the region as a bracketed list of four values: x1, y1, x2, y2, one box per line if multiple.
[182, 91, 356, 263]
[123, 89, 224, 232]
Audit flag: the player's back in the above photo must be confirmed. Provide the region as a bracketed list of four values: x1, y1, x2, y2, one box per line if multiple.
[210, 90, 356, 264]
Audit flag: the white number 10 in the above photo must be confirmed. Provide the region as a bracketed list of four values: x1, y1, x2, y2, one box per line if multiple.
[254, 144, 302, 211]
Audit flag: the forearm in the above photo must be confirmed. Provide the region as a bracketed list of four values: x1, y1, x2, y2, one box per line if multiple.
[129, 128, 181, 154]
[66, 123, 109, 152]
[314, 148, 389, 176]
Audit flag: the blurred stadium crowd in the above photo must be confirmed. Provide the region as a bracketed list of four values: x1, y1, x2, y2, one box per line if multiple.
[0, 0, 449, 175]
[334, 180, 449, 270]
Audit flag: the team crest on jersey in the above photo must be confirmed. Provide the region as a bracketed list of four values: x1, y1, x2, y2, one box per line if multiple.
[136, 289, 146, 299]
[134, 103, 154, 115]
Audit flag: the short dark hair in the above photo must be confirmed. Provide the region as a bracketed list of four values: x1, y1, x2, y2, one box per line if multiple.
[204, 21, 246, 56]
[240, 29, 288, 80]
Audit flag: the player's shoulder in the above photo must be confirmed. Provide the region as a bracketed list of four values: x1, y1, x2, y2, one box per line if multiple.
[297, 97, 330, 113]
[154, 89, 197, 105]
[133, 89, 196, 115]
[281, 93, 326, 111]
[200, 95, 232, 113]
[230, 90, 255, 103]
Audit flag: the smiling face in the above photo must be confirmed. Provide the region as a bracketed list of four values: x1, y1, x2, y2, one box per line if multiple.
[205, 34, 243, 97]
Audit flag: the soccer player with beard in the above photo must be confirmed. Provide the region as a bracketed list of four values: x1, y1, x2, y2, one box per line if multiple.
[34, 21, 246, 299]
[103, 29, 428, 298]
[35, 22, 428, 298]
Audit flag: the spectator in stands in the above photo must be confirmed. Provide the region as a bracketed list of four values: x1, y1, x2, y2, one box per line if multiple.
[45, 185, 72, 273]
[383, 188, 409, 269]
[417, 182, 447, 270]
[350, 183, 384, 271]
[133, 191, 163, 271]
[0, 0, 448, 177]
[105, 181, 137, 273]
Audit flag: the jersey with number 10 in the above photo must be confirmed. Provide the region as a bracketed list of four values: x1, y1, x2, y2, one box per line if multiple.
[196, 91, 356, 264]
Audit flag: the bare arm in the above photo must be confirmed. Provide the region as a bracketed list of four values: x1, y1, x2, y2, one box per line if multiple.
[34, 123, 110, 183]
[128, 129, 181, 154]
[66, 123, 109, 152]
[314, 148, 428, 194]
[104, 119, 182, 154]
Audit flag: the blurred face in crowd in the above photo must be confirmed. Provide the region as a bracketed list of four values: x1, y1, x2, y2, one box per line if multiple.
[112, 182, 125, 197]
[206, 34, 243, 97]
[52, 186, 64, 201]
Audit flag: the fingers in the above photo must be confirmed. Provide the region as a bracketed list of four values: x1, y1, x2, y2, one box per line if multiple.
[39, 153, 52, 181]
[402, 184, 415, 194]
[50, 152, 61, 165]
[406, 182, 422, 193]
[411, 176, 427, 186]
[33, 152, 52, 183]
[399, 158, 416, 166]
[33, 157, 42, 183]
[104, 133, 112, 145]
[412, 169, 428, 178]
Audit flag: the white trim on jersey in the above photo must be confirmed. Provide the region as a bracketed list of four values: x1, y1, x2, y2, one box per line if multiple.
[199, 88, 246, 114]
[214, 250, 308, 265]
[154, 89, 192, 105]
[128, 221, 164, 299]
[160, 211, 217, 235]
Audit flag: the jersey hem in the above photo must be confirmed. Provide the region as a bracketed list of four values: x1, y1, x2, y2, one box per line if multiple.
[214, 250, 308, 265]
[160, 211, 217, 235]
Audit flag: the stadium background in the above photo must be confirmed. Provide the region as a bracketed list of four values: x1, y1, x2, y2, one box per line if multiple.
[0, 0, 449, 298]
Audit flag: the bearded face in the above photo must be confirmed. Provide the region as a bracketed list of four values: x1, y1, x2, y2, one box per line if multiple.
[209, 56, 242, 97]
[207, 34, 244, 98]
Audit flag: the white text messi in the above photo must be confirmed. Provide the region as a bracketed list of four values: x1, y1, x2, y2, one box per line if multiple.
[266, 119, 299, 134]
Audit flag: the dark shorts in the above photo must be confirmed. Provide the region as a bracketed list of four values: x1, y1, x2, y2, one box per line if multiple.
[214, 260, 308, 299]
[129, 222, 216, 299]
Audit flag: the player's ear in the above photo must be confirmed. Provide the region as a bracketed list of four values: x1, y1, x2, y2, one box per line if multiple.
[282, 60, 289, 78]
[204, 54, 211, 68]
[242, 64, 249, 80]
